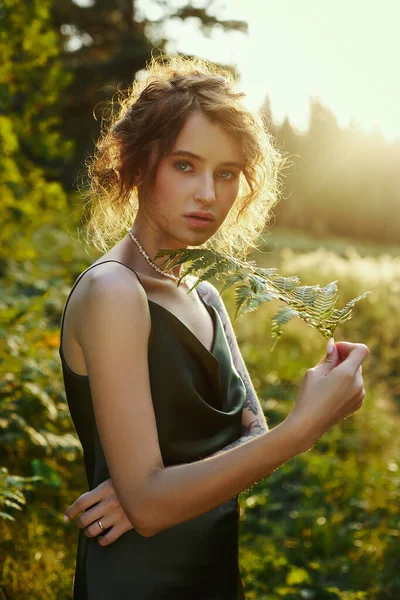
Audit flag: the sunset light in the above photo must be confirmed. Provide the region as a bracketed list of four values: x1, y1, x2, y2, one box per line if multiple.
[140, 0, 400, 140]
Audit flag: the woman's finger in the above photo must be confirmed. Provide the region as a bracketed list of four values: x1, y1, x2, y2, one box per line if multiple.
[78, 494, 123, 530]
[336, 344, 369, 376]
[335, 341, 369, 363]
[96, 520, 133, 547]
[64, 491, 101, 522]
[84, 515, 112, 538]
[76, 501, 105, 530]
[64, 479, 112, 522]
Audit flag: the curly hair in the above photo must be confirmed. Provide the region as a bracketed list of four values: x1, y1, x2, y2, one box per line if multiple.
[79, 53, 288, 260]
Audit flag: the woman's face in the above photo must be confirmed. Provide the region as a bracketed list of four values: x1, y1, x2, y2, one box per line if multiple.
[140, 111, 243, 248]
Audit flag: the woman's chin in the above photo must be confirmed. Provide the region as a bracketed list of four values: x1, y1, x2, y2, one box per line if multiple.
[171, 230, 215, 248]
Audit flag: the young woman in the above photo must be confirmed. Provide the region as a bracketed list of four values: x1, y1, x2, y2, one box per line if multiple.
[59, 55, 369, 599]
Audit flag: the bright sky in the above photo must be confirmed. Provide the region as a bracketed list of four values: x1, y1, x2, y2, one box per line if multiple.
[137, 0, 400, 141]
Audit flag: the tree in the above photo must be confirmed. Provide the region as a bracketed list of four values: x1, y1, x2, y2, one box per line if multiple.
[50, 0, 247, 187]
[0, 0, 74, 267]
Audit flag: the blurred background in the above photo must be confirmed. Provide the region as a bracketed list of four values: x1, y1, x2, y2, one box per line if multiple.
[0, 0, 399, 598]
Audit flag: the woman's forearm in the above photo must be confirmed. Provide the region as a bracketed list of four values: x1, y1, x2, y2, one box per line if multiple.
[207, 414, 269, 460]
[208, 430, 265, 459]
[134, 416, 308, 536]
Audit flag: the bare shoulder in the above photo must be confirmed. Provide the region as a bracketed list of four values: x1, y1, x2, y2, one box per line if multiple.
[78, 260, 151, 350]
[86, 259, 144, 290]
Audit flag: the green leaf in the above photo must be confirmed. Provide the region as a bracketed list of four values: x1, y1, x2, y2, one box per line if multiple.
[154, 247, 372, 349]
[0, 511, 15, 522]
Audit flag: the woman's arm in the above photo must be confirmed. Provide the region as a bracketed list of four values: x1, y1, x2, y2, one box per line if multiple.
[139, 419, 305, 536]
[64, 280, 270, 542]
[65, 264, 309, 539]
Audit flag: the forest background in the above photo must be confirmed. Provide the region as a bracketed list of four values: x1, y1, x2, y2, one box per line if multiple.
[0, 1, 399, 598]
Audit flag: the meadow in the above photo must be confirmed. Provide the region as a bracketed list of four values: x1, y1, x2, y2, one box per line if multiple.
[0, 226, 399, 599]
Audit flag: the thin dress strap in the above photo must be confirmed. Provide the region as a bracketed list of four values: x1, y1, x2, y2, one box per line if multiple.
[59, 259, 144, 356]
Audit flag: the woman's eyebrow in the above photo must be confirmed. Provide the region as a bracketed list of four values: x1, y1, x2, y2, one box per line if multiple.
[170, 150, 243, 170]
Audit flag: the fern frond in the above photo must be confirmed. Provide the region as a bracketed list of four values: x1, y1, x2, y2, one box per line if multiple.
[325, 291, 371, 328]
[154, 247, 372, 351]
[271, 306, 301, 351]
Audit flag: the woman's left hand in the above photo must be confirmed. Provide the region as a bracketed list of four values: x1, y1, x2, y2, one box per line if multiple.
[63, 478, 134, 546]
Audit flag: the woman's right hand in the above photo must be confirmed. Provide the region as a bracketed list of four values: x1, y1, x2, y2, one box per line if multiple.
[289, 339, 370, 449]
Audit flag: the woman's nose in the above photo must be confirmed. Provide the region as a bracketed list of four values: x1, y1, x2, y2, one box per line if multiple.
[194, 172, 216, 203]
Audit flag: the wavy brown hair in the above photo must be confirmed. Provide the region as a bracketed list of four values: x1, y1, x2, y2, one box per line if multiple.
[79, 53, 287, 260]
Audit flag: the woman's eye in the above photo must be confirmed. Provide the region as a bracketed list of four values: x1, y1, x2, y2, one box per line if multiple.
[218, 170, 237, 180]
[175, 161, 193, 172]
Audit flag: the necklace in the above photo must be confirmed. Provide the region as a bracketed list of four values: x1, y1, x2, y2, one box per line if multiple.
[126, 228, 185, 283]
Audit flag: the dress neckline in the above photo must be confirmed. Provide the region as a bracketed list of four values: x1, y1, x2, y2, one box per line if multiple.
[147, 294, 218, 357]
[59, 261, 219, 379]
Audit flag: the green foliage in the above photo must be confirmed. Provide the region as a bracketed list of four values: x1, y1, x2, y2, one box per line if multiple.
[0, 467, 42, 522]
[224, 240, 400, 599]
[155, 247, 371, 350]
[0, 0, 81, 539]
[0, 261, 84, 527]
[0, 0, 74, 265]
[0, 218, 97, 597]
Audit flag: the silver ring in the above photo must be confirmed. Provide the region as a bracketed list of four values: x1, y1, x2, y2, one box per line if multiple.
[97, 519, 105, 531]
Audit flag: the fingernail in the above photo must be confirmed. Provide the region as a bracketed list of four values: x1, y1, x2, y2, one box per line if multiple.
[327, 338, 335, 354]
[63, 514, 69, 522]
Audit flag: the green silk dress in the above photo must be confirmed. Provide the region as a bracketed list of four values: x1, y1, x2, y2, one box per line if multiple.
[59, 260, 246, 599]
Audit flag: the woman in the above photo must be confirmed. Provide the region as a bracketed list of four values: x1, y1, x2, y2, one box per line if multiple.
[59, 55, 369, 599]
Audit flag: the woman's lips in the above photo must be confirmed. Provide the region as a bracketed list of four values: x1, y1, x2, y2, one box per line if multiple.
[184, 216, 213, 229]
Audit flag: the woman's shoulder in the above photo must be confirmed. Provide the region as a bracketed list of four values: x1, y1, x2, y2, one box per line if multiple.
[194, 278, 221, 305]
[85, 260, 146, 304]
[74, 259, 148, 331]
[77, 257, 144, 294]
[78, 262, 151, 355]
